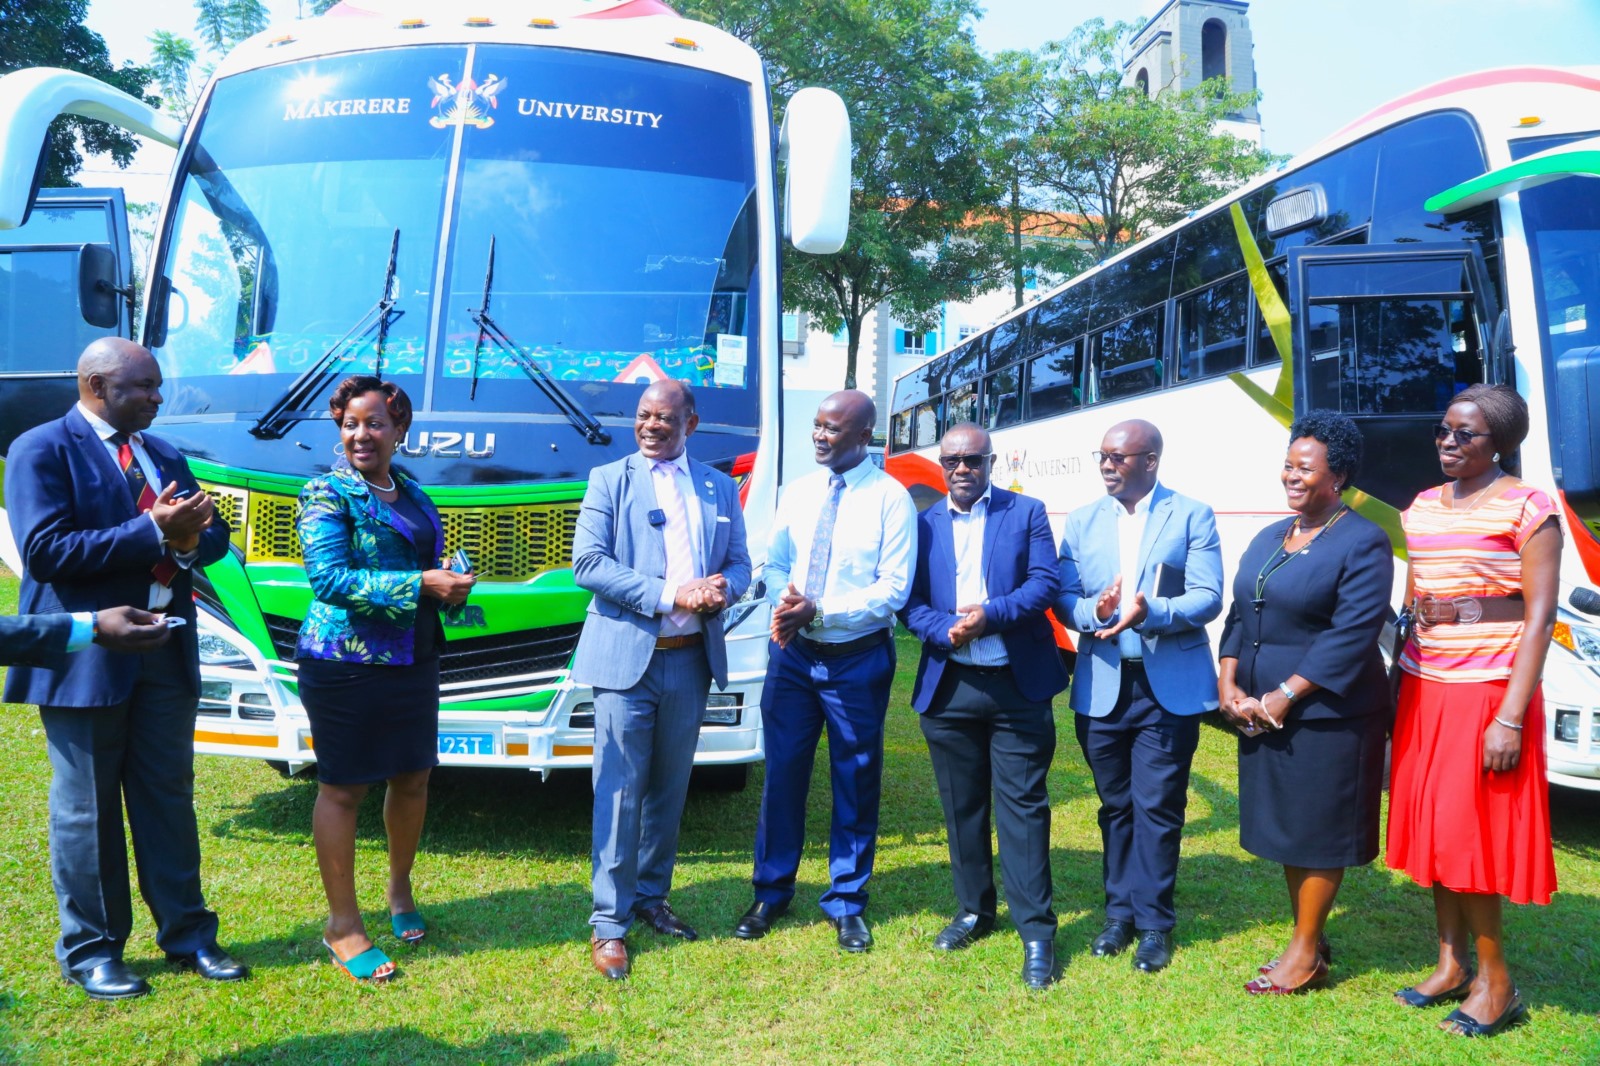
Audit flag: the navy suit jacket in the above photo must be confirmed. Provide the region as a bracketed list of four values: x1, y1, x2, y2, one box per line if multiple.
[901, 488, 1069, 713]
[570, 452, 751, 691]
[0, 613, 72, 667]
[3, 407, 230, 706]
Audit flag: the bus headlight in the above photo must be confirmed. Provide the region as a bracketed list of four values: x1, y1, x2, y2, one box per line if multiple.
[1553, 709, 1600, 744]
[197, 627, 252, 667]
[704, 693, 742, 726]
[1552, 622, 1600, 661]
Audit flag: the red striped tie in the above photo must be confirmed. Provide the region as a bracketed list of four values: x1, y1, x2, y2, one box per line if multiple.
[113, 433, 179, 587]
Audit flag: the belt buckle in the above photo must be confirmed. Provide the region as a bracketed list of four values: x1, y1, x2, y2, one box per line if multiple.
[1453, 597, 1483, 624]
[1414, 594, 1453, 628]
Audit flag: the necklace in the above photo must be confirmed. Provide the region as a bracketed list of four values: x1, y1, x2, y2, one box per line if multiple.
[363, 473, 397, 492]
[1253, 505, 1348, 605]
[1449, 473, 1503, 511]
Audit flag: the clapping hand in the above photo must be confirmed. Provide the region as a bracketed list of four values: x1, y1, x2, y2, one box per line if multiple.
[675, 574, 731, 614]
[149, 482, 215, 552]
[947, 603, 987, 648]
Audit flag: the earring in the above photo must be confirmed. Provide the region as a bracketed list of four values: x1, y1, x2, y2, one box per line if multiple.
[1492, 452, 1501, 462]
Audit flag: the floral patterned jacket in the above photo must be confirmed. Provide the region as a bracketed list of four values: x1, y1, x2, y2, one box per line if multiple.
[294, 463, 454, 665]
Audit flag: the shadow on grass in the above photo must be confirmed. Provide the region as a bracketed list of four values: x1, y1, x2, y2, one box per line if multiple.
[199, 1026, 610, 1065]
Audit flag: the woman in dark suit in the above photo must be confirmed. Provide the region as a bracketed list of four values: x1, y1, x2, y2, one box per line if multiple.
[1218, 411, 1394, 995]
[295, 376, 475, 983]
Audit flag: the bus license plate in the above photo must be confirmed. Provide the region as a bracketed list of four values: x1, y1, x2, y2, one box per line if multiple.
[438, 732, 495, 756]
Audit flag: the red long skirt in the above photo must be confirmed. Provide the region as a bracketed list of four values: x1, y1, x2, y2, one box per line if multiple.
[1385, 675, 1556, 905]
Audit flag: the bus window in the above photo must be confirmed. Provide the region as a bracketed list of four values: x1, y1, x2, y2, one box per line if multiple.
[890, 410, 912, 452]
[947, 381, 979, 427]
[983, 364, 1023, 429]
[1027, 341, 1082, 420]
[1177, 273, 1249, 380]
[1033, 283, 1090, 353]
[987, 311, 1029, 370]
[912, 400, 940, 447]
[1372, 111, 1488, 245]
[1249, 258, 1290, 364]
[1094, 308, 1164, 402]
[1308, 297, 1481, 415]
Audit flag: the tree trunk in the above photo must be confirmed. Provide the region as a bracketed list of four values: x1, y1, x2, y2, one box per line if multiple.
[1011, 172, 1025, 309]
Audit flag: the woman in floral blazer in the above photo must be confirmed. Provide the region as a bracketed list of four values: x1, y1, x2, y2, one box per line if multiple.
[295, 376, 475, 983]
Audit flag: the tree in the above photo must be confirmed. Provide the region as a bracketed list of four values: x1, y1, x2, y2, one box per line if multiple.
[195, 0, 270, 52]
[148, 30, 200, 118]
[0, 0, 156, 187]
[1023, 20, 1275, 263]
[689, 0, 1006, 390]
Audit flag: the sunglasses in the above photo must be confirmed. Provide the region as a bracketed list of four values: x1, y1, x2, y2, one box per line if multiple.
[1092, 450, 1156, 466]
[938, 453, 993, 471]
[1433, 424, 1492, 448]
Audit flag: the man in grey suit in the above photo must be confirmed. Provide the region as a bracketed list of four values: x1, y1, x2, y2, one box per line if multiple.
[571, 379, 751, 980]
[0, 607, 172, 664]
[1055, 419, 1223, 974]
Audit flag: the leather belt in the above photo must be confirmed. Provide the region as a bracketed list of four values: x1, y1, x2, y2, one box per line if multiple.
[951, 661, 1010, 676]
[1121, 658, 1145, 671]
[1414, 593, 1524, 627]
[796, 630, 889, 658]
[655, 632, 705, 650]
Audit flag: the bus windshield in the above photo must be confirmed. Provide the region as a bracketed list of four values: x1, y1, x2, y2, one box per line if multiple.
[151, 44, 759, 427]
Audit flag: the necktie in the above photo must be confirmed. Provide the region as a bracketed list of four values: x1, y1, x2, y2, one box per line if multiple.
[110, 432, 178, 587]
[804, 474, 846, 604]
[653, 460, 696, 628]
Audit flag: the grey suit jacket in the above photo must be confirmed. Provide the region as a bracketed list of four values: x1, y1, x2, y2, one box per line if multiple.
[1055, 484, 1224, 718]
[0, 613, 72, 667]
[569, 452, 751, 690]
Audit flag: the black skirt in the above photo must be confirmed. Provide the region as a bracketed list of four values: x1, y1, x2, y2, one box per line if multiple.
[297, 656, 440, 785]
[1238, 713, 1386, 868]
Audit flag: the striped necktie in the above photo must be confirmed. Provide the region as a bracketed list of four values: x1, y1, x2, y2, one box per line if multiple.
[110, 432, 178, 587]
[803, 474, 847, 603]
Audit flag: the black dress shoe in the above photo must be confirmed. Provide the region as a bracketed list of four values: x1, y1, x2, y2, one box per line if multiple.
[733, 900, 789, 940]
[637, 902, 699, 941]
[1090, 918, 1136, 957]
[934, 911, 995, 951]
[166, 943, 249, 982]
[1021, 940, 1058, 989]
[830, 914, 873, 953]
[1132, 930, 1174, 973]
[64, 960, 150, 1001]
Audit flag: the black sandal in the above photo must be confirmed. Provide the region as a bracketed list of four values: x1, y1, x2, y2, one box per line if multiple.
[1441, 992, 1527, 1037]
[1394, 970, 1474, 1008]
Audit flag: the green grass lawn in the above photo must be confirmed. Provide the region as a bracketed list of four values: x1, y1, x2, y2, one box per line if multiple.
[0, 571, 1596, 1064]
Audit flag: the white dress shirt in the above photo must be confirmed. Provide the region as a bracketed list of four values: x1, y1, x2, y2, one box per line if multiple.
[948, 487, 1008, 666]
[648, 450, 706, 635]
[767, 459, 916, 643]
[76, 402, 199, 610]
[1107, 482, 1158, 660]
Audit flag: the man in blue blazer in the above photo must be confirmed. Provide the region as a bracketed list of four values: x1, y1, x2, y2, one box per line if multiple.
[1055, 419, 1222, 974]
[571, 379, 751, 980]
[0, 607, 172, 664]
[4, 338, 239, 1000]
[901, 423, 1069, 989]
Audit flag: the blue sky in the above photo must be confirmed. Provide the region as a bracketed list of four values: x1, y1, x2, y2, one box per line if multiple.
[77, 0, 1600, 192]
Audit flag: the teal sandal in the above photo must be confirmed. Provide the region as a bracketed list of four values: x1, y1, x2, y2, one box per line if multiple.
[323, 938, 395, 983]
[391, 911, 427, 945]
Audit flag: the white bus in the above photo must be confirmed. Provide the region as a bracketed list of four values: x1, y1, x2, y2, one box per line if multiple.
[887, 65, 1600, 790]
[0, 0, 849, 787]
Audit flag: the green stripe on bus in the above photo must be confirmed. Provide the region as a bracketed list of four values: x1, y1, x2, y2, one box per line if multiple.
[1424, 148, 1600, 215]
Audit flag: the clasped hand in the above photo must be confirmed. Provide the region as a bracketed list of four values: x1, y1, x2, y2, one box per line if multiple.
[675, 574, 730, 615]
[1219, 684, 1284, 736]
[148, 482, 214, 552]
[1093, 575, 1148, 638]
[947, 603, 987, 648]
[770, 582, 815, 648]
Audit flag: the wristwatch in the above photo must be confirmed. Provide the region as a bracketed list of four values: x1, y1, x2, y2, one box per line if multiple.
[807, 600, 825, 632]
[1278, 681, 1298, 703]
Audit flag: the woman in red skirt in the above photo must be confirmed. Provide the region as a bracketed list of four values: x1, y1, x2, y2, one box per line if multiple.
[1387, 383, 1561, 1038]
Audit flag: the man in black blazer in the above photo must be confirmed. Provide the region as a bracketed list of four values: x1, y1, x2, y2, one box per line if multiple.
[0, 607, 173, 664]
[4, 338, 242, 1001]
[900, 423, 1069, 989]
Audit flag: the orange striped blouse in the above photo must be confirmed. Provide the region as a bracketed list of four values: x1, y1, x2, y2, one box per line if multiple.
[1398, 481, 1558, 684]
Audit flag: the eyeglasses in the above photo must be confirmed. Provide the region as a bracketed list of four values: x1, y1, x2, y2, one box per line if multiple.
[1433, 424, 1491, 448]
[1092, 450, 1156, 466]
[938, 453, 993, 471]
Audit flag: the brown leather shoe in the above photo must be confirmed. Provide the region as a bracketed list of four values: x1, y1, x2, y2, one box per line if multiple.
[591, 936, 629, 980]
[637, 902, 699, 941]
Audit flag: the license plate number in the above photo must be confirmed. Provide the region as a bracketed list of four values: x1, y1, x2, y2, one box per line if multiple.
[438, 732, 495, 756]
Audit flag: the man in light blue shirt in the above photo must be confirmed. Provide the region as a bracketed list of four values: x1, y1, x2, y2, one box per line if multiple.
[733, 390, 916, 952]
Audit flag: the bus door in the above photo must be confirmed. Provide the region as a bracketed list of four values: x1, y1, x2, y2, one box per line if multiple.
[0, 188, 132, 457]
[1287, 242, 1501, 510]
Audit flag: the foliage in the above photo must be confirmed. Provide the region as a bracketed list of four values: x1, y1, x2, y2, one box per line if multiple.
[689, 0, 1005, 390]
[1021, 20, 1277, 263]
[148, 30, 201, 118]
[0, 0, 155, 187]
[195, 0, 270, 53]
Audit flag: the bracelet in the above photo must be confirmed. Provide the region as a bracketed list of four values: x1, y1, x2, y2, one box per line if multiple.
[1278, 681, 1297, 703]
[91, 610, 99, 640]
[1493, 716, 1523, 731]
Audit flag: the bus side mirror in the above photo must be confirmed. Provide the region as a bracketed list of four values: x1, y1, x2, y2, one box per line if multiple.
[780, 87, 851, 255]
[76, 243, 122, 329]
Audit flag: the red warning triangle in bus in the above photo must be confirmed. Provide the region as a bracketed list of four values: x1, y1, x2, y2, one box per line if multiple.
[230, 341, 276, 375]
[613, 353, 669, 384]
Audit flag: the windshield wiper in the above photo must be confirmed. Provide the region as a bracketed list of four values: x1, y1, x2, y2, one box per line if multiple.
[468, 235, 612, 445]
[250, 228, 402, 440]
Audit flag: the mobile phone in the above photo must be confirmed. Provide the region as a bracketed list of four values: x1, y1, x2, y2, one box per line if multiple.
[171, 488, 193, 501]
[163, 616, 187, 627]
[450, 548, 473, 574]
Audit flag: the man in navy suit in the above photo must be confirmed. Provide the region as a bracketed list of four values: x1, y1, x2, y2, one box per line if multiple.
[4, 338, 242, 1000]
[570, 378, 750, 981]
[901, 423, 1068, 989]
[0, 607, 172, 664]
[1055, 419, 1223, 974]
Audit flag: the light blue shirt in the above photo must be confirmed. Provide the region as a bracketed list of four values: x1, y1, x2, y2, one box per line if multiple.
[767, 459, 916, 643]
[66, 612, 96, 652]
